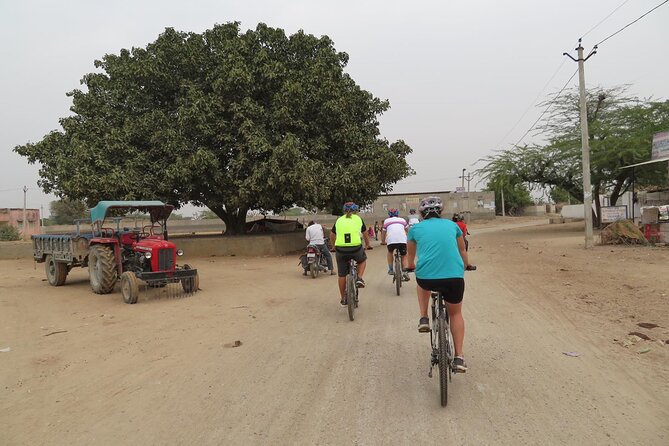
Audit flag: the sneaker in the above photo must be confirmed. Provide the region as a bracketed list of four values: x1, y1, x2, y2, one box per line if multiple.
[303, 270, 308, 276]
[453, 356, 468, 373]
[401, 272, 410, 282]
[340, 298, 347, 307]
[330, 270, 336, 275]
[387, 268, 394, 276]
[418, 317, 430, 333]
[355, 277, 365, 288]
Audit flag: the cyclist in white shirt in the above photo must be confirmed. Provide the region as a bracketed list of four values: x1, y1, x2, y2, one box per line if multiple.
[381, 208, 410, 281]
[305, 221, 334, 275]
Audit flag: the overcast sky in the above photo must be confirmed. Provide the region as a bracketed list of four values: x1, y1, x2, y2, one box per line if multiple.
[1, 0, 667, 216]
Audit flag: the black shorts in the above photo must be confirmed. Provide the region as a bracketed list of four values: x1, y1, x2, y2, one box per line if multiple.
[335, 246, 367, 277]
[386, 243, 407, 255]
[416, 278, 465, 304]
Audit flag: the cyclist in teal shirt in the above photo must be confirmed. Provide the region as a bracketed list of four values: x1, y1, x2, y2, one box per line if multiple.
[407, 196, 471, 372]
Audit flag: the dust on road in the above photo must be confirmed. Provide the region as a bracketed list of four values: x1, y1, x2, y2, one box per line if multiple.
[1, 219, 667, 445]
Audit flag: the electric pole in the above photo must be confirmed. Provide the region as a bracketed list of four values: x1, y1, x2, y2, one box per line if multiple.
[500, 186, 506, 217]
[460, 168, 466, 188]
[22, 186, 28, 239]
[564, 39, 596, 249]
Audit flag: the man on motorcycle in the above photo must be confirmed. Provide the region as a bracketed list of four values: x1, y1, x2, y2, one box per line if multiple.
[305, 220, 334, 275]
[381, 208, 410, 281]
[329, 202, 372, 306]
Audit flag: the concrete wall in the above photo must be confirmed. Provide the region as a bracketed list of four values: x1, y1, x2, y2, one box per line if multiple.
[522, 205, 547, 216]
[560, 204, 586, 219]
[0, 208, 41, 239]
[368, 191, 496, 222]
[0, 231, 307, 260]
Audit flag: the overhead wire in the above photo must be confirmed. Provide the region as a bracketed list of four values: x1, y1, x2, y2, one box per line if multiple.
[595, 0, 668, 46]
[580, 0, 631, 40]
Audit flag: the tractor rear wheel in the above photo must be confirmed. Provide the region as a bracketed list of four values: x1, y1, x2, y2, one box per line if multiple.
[120, 272, 139, 304]
[88, 245, 117, 294]
[45, 255, 68, 286]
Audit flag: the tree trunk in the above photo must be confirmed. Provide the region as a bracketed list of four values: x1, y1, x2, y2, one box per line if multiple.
[593, 182, 602, 228]
[609, 173, 630, 206]
[209, 205, 249, 236]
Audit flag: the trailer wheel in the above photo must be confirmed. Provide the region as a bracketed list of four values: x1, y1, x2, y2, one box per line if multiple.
[181, 264, 199, 293]
[45, 255, 67, 286]
[120, 272, 139, 304]
[88, 245, 117, 294]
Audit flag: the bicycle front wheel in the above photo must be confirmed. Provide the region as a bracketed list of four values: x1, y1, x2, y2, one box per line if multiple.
[346, 274, 356, 321]
[437, 314, 449, 407]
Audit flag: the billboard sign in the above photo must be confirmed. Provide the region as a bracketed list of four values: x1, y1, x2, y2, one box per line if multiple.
[651, 131, 669, 160]
[600, 205, 628, 223]
[455, 186, 465, 193]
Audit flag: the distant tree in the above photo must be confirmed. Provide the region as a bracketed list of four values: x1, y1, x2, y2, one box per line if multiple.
[477, 87, 669, 226]
[49, 199, 88, 225]
[14, 22, 413, 234]
[0, 225, 21, 241]
[194, 209, 220, 220]
[484, 175, 533, 215]
[549, 186, 574, 204]
[168, 212, 188, 220]
[282, 207, 306, 216]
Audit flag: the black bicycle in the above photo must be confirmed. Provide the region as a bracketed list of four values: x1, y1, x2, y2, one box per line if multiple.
[408, 265, 476, 407]
[392, 248, 402, 296]
[345, 259, 359, 321]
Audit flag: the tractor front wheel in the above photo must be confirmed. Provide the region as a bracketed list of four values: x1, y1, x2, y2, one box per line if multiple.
[120, 272, 140, 304]
[181, 264, 199, 293]
[88, 245, 117, 294]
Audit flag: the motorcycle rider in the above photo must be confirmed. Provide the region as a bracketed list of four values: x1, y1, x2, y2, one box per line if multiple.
[305, 220, 335, 275]
[408, 208, 420, 227]
[381, 208, 410, 281]
[329, 202, 372, 306]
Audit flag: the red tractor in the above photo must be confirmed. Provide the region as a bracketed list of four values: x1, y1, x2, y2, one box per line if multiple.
[32, 200, 199, 304]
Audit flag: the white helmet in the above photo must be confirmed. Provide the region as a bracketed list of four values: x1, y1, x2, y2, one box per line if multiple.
[419, 196, 443, 218]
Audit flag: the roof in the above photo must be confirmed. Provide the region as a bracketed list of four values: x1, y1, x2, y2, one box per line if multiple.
[620, 157, 669, 169]
[90, 200, 172, 223]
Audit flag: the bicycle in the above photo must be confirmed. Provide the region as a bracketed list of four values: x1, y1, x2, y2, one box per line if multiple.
[344, 259, 359, 321]
[392, 248, 402, 296]
[407, 265, 476, 407]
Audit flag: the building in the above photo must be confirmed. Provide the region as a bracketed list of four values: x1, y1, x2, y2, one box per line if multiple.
[367, 191, 495, 222]
[0, 208, 41, 238]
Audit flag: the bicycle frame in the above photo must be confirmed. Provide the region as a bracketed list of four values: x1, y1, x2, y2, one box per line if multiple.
[345, 259, 359, 321]
[392, 249, 402, 295]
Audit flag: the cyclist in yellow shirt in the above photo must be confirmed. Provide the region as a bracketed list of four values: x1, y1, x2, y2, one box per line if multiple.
[329, 202, 373, 306]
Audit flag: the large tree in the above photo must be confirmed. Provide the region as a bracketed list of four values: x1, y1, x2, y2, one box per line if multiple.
[477, 87, 669, 225]
[15, 23, 413, 234]
[49, 199, 88, 225]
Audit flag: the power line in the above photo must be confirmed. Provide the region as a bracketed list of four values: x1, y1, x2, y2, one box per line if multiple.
[580, 0, 631, 39]
[595, 0, 668, 46]
[494, 59, 569, 148]
[511, 68, 579, 148]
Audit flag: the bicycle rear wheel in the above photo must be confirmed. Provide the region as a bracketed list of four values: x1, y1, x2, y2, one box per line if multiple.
[346, 274, 356, 321]
[394, 252, 402, 295]
[437, 313, 449, 407]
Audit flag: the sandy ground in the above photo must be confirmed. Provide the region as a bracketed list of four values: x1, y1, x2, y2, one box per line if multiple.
[0, 217, 667, 445]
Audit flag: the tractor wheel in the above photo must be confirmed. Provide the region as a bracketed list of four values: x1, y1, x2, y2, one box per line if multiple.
[88, 245, 117, 294]
[181, 264, 199, 293]
[120, 272, 139, 304]
[45, 255, 68, 286]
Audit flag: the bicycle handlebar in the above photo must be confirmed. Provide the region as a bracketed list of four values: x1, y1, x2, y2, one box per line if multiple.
[404, 265, 477, 272]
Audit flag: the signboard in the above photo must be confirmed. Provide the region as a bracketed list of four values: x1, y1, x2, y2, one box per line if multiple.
[651, 131, 669, 160]
[455, 186, 465, 193]
[600, 205, 628, 223]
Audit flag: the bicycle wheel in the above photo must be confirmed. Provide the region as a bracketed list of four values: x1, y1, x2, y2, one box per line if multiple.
[437, 313, 449, 407]
[346, 274, 356, 321]
[394, 253, 401, 296]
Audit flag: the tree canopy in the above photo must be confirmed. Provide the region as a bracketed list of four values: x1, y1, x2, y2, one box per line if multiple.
[49, 199, 88, 225]
[477, 87, 669, 224]
[15, 23, 414, 234]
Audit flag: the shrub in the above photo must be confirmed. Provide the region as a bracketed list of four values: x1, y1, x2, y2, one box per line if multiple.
[0, 225, 21, 241]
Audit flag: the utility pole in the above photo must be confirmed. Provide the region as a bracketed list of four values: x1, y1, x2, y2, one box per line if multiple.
[564, 39, 596, 249]
[465, 173, 472, 193]
[460, 168, 466, 188]
[22, 186, 28, 239]
[500, 186, 506, 217]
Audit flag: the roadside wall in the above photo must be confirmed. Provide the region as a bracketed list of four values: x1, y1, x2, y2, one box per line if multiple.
[0, 232, 307, 260]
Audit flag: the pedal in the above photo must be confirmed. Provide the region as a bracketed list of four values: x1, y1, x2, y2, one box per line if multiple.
[428, 366, 433, 378]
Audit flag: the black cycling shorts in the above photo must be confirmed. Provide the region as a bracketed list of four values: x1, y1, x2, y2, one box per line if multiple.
[416, 278, 465, 304]
[335, 246, 367, 277]
[386, 243, 407, 255]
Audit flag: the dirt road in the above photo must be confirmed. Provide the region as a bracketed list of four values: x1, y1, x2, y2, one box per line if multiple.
[1, 219, 667, 445]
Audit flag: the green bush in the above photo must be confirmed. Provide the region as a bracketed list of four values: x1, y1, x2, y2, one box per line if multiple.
[0, 225, 21, 241]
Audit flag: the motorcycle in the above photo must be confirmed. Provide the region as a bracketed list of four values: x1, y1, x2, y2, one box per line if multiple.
[300, 244, 329, 278]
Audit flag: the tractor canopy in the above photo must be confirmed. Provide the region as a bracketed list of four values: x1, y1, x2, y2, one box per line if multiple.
[90, 201, 175, 224]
